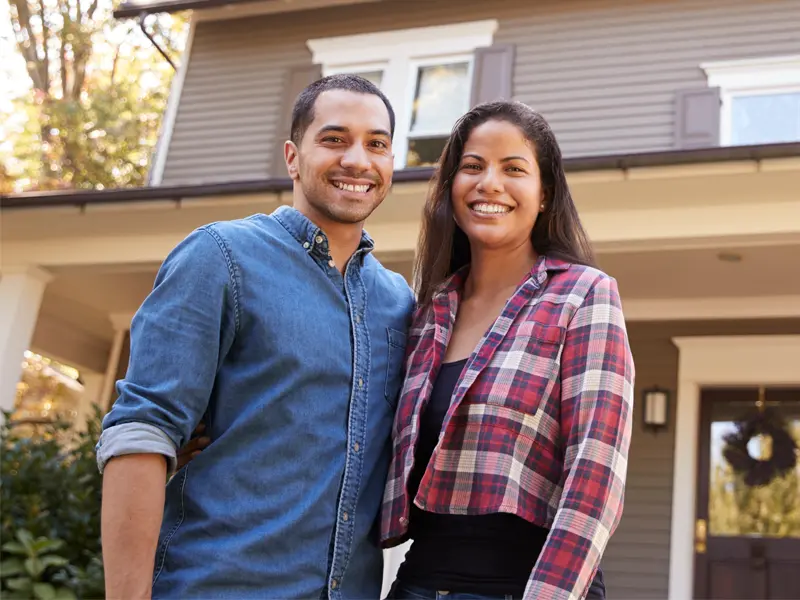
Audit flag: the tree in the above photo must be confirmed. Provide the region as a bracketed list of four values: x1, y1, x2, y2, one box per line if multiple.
[2, 0, 187, 191]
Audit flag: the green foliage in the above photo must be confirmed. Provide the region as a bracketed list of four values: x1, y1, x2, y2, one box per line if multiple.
[1, 407, 105, 599]
[2, 0, 187, 191]
[0, 530, 75, 600]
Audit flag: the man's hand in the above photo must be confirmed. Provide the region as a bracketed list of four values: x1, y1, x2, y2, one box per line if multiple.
[176, 423, 211, 470]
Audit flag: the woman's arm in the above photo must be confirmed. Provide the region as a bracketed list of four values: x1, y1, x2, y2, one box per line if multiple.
[524, 274, 635, 600]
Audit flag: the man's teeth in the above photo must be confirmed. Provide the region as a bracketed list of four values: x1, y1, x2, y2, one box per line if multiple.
[334, 181, 370, 193]
[471, 202, 510, 214]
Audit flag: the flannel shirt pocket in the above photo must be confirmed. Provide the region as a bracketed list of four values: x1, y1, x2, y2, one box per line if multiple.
[485, 322, 565, 414]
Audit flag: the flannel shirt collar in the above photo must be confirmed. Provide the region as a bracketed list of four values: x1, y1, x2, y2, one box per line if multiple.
[432, 254, 572, 303]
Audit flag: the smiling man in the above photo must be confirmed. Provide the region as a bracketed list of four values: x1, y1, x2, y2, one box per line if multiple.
[96, 75, 415, 600]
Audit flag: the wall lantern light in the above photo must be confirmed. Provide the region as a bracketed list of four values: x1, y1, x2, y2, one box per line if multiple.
[642, 386, 670, 432]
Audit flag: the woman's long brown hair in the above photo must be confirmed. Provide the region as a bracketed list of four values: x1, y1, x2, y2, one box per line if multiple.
[413, 100, 596, 308]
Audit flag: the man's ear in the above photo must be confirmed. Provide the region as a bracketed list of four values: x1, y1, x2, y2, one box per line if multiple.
[285, 140, 300, 180]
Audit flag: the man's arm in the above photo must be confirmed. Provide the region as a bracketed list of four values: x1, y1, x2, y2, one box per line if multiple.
[102, 455, 166, 599]
[97, 226, 239, 597]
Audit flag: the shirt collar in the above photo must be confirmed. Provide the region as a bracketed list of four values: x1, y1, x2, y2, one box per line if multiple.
[272, 205, 375, 254]
[433, 254, 572, 300]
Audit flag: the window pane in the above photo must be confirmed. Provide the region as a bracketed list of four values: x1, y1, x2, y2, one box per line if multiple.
[409, 62, 470, 135]
[406, 136, 448, 168]
[730, 92, 800, 145]
[354, 70, 383, 89]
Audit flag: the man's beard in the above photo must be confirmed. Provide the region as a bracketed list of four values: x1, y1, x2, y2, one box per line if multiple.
[299, 166, 386, 225]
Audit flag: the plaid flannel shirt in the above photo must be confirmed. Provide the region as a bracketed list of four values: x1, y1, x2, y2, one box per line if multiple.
[380, 256, 634, 600]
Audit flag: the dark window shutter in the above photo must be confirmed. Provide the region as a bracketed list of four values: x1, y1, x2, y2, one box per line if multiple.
[470, 44, 515, 107]
[271, 63, 323, 177]
[674, 87, 721, 149]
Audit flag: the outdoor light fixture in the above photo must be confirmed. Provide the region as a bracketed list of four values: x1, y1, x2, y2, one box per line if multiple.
[642, 386, 670, 432]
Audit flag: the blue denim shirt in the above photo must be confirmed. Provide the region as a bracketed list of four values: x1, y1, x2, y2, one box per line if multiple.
[96, 206, 415, 599]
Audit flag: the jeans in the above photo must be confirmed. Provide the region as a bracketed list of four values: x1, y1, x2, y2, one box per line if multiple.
[386, 568, 606, 600]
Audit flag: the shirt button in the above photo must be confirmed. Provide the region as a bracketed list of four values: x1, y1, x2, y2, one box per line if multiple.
[303, 242, 310, 249]
[358, 378, 364, 388]
[328, 259, 335, 268]
[342, 512, 349, 522]
[399, 516, 408, 525]
[331, 579, 338, 589]
[353, 442, 360, 452]
[316, 235, 324, 244]
[355, 314, 361, 323]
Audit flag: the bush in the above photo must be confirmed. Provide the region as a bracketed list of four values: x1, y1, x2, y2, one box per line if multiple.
[1, 406, 105, 599]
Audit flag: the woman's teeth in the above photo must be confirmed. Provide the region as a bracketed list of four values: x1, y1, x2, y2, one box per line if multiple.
[334, 181, 371, 193]
[471, 202, 511, 214]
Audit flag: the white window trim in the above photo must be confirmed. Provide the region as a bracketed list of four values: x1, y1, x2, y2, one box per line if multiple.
[701, 55, 800, 146]
[307, 20, 497, 168]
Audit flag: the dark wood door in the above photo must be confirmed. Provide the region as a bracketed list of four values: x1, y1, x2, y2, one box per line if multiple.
[694, 387, 800, 600]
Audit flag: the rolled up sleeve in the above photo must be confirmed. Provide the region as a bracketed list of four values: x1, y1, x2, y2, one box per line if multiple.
[96, 226, 239, 474]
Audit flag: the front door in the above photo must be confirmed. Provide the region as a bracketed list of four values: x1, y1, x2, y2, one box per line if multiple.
[694, 387, 800, 599]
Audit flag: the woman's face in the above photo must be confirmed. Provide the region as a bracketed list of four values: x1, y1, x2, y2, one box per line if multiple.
[451, 119, 544, 253]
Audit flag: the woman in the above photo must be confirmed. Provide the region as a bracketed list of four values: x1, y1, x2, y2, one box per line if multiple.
[380, 101, 634, 600]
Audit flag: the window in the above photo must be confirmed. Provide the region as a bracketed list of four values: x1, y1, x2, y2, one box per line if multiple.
[307, 20, 497, 169]
[702, 55, 800, 146]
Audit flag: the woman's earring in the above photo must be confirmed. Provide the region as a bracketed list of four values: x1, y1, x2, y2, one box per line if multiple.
[539, 203, 545, 212]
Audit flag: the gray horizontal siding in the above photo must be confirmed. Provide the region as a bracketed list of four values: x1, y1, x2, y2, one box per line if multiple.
[160, 0, 800, 184]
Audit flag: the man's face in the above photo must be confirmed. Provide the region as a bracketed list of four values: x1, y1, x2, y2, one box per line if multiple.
[286, 89, 394, 227]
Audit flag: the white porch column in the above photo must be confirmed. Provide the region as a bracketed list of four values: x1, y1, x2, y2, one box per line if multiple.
[99, 313, 133, 412]
[0, 266, 52, 416]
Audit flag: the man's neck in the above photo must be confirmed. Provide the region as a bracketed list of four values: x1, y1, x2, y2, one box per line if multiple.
[293, 203, 364, 274]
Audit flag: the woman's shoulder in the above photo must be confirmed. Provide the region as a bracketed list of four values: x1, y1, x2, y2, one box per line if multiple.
[547, 259, 615, 289]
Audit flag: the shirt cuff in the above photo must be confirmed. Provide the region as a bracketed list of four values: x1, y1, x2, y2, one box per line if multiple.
[96, 422, 177, 474]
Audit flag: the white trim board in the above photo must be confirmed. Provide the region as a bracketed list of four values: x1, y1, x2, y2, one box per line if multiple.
[622, 295, 800, 322]
[667, 335, 800, 600]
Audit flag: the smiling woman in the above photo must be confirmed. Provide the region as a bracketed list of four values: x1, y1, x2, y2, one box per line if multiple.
[380, 100, 633, 600]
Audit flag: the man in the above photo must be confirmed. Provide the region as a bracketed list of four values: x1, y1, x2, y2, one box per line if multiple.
[97, 74, 415, 599]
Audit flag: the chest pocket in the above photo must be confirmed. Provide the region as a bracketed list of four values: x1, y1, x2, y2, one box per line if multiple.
[385, 327, 408, 407]
[486, 321, 566, 414]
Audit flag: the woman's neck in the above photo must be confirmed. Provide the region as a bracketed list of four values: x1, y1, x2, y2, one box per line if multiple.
[464, 240, 538, 301]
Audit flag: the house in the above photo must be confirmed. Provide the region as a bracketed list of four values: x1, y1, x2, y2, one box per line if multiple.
[2, 0, 800, 597]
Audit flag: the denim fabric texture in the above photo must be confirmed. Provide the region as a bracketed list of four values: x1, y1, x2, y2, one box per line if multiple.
[96, 206, 415, 599]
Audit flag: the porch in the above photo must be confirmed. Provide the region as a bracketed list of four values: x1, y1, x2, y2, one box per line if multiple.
[2, 146, 800, 598]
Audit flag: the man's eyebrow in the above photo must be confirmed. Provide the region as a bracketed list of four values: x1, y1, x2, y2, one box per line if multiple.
[317, 125, 391, 137]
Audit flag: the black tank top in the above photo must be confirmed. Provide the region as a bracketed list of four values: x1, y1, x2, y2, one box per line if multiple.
[395, 358, 550, 596]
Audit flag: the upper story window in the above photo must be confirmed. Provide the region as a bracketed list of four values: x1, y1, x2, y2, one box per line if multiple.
[702, 55, 800, 146]
[307, 20, 498, 169]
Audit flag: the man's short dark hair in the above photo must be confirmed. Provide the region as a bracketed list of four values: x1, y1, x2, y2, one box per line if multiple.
[289, 74, 396, 146]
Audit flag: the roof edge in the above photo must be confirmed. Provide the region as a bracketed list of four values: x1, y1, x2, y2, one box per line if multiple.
[113, 0, 264, 18]
[4, 142, 799, 210]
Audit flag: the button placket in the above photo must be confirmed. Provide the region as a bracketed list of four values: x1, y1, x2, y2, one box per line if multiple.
[327, 256, 370, 597]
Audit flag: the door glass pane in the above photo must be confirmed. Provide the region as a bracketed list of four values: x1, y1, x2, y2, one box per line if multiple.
[730, 92, 800, 145]
[708, 395, 800, 538]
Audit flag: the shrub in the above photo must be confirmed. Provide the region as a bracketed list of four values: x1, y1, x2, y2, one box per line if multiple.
[1, 406, 104, 599]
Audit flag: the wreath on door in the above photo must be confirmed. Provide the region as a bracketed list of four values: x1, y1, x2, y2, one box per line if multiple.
[722, 410, 798, 487]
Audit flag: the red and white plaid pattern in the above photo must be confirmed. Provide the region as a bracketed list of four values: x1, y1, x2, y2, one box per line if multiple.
[380, 256, 635, 600]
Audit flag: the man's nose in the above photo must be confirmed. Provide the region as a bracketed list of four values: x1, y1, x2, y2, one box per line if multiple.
[340, 143, 371, 172]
